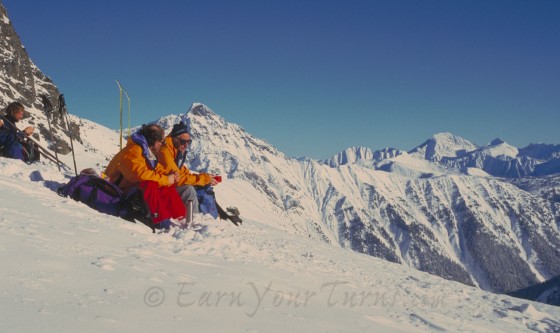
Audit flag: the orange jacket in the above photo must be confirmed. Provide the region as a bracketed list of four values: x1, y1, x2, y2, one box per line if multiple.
[105, 137, 171, 192]
[158, 136, 211, 187]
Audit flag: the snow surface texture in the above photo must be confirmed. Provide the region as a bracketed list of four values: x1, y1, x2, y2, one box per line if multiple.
[1, 158, 560, 333]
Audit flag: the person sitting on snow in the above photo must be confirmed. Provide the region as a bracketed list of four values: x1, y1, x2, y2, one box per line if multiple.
[104, 124, 185, 229]
[157, 123, 217, 221]
[157, 122, 241, 225]
[0, 102, 39, 162]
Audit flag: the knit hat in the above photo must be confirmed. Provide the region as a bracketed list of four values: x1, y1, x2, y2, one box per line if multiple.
[170, 122, 189, 137]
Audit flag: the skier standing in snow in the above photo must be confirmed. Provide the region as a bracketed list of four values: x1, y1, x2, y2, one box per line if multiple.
[104, 124, 186, 229]
[0, 102, 39, 162]
[157, 122, 218, 222]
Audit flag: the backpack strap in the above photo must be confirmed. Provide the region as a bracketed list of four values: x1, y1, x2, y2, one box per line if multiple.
[113, 174, 124, 187]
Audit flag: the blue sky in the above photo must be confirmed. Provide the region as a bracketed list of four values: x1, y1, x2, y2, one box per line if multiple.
[4, 0, 560, 159]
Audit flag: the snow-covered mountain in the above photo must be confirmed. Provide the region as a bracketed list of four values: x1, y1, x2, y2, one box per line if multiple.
[323, 133, 560, 178]
[324, 147, 374, 167]
[412, 135, 560, 178]
[1, 2, 93, 162]
[327, 131, 560, 179]
[2, 0, 560, 314]
[408, 132, 480, 161]
[122, 104, 560, 298]
[436, 138, 560, 178]
[324, 146, 404, 169]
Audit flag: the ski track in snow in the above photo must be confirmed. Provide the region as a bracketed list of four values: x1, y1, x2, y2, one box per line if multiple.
[1, 158, 560, 332]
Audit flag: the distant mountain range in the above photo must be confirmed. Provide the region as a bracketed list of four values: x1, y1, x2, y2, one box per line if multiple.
[325, 132, 560, 179]
[2, 1, 559, 307]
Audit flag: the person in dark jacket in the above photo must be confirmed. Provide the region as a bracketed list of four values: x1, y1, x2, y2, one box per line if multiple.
[0, 102, 38, 162]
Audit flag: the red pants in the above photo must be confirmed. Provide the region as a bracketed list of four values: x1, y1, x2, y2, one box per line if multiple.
[138, 181, 186, 224]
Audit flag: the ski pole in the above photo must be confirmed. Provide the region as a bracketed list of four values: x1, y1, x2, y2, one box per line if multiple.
[116, 80, 124, 149]
[58, 94, 78, 176]
[40, 95, 61, 171]
[123, 87, 131, 137]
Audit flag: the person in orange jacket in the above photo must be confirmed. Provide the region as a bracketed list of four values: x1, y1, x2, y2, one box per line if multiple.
[157, 122, 219, 222]
[105, 124, 185, 229]
[105, 124, 177, 191]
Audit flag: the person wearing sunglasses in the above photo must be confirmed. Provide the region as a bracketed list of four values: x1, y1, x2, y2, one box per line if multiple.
[157, 122, 220, 223]
[104, 124, 186, 229]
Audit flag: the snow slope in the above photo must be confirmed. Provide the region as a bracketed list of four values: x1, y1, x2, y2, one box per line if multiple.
[1, 158, 560, 333]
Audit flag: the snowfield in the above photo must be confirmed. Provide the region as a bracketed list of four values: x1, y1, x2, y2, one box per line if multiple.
[1, 158, 559, 333]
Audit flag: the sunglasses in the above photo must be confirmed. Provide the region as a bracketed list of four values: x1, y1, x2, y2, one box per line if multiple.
[179, 138, 192, 145]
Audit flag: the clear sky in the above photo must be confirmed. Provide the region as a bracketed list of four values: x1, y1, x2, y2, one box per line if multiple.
[3, 0, 560, 159]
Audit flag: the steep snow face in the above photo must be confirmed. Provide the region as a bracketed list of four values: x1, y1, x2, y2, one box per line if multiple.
[315, 168, 560, 293]
[374, 152, 452, 178]
[324, 147, 374, 167]
[324, 147, 404, 168]
[408, 132, 479, 161]
[373, 147, 403, 161]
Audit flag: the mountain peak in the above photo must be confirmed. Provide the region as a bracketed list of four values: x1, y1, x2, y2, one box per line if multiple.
[431, 132, 457, 140]
[408, 132, 479, 161]
[188, 103, 216, 117]
[489, 138, 506, 146]
[481, 138, 519, 159]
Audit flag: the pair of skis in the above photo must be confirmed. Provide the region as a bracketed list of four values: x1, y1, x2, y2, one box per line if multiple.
[39, 94, 77, 175]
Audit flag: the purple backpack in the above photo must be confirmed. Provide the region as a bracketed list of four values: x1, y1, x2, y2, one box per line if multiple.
[58, 174, 151, 225]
